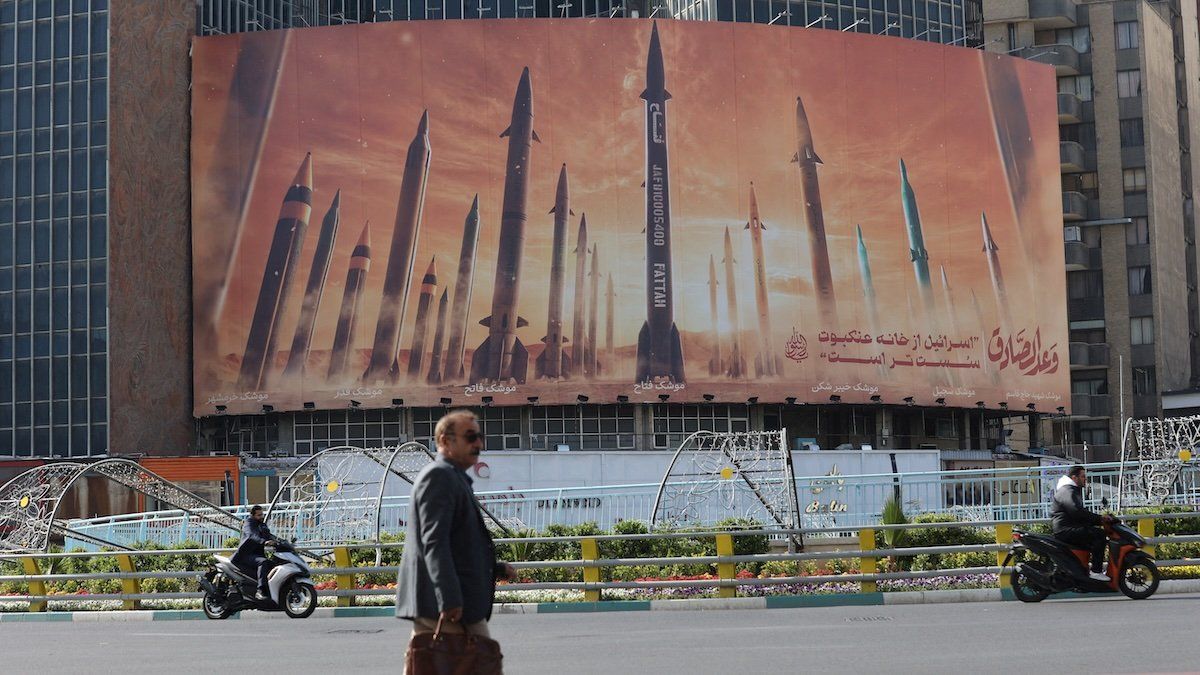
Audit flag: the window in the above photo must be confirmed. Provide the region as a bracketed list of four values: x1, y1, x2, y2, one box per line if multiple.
[1058, 75, 1093, 102]
[1130, 317, 1154, 345]
[650, 404, 750, 449]
[1128, 266, 1152, 295]
[1119, 119, 1144, 148]
[1126, 217, 1149, 245]
[1063, 172, 1098, 199]
[1007, 22, 1017, 50]
[1132, 367, 1157, 395]
[1072, 377, 1107, 395]
[1076, 421, 1110, 446]
[1117, 70, 1142, 98]
[1123, 168, 1147, 194]
[530, 404, 636, 450]
[1068, 270, 1103, 299]
[1061, 123, 1095, 148]
[1115, 21, 1139, 50]
[292, 408, 404, 456]
[1055, 26, 1091, 53]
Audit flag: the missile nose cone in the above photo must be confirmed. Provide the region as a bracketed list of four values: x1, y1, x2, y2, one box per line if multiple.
[469, 193, 480, 215]
[425, 255, 438, 277]
[417, 109, 430, 135]
[856, 224, 865, 245]
[356, 221, 371, 249]
[981, 212, 998, 251]
[331, 188, 341, 207]
[293, 152, 313, 188]
[899, 157, 909, 178]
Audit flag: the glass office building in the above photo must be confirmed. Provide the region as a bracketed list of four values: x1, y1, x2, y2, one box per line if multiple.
[0, 0, 110, 457]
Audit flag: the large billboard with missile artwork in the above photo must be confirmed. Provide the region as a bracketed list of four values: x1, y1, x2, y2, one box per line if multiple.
[191, 19, 1069, 417]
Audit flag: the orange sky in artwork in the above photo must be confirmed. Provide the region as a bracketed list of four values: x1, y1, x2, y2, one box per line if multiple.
[191, 19, 1067, 414]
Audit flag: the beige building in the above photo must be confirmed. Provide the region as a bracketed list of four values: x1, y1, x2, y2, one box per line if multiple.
[984, 0, 1200, 459]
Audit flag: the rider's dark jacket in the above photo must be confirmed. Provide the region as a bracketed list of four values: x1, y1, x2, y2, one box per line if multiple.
[1050, 481, 1102, 533]
[231, 516, 274, 569]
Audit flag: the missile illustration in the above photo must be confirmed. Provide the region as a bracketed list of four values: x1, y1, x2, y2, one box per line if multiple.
[327, 222, 371, 380]
[900, 158, 935, 317]
[605, 273, 615, 368]
[571, 214, 589, 377]
[635, 23, 686, 384]
[981, 211, 1013, 330]
[237, 152, 313, 391]
[723, 227, 747, 379]
[364, 111, 431, 383]
[536, 164, 573, 379]
[707, 254, 722, 376]
[970, 287, 1001, 383]
[792, 95, 838, 328]
[745, 183, 781, 377]
[283, 189, 341, 380]
[407, 257, 437, 378]
[427, 288, 449, 385]
[856, 225, 886, 377]
[856, 225, 879, 331]
[587, 245, 600, 377]
[470, 67, 539, 385]
[939, 265, 960, 337]
[443, 196, 480, 382]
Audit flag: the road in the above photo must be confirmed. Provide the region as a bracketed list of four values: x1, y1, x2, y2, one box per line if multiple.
[7, 594, 1198, 674]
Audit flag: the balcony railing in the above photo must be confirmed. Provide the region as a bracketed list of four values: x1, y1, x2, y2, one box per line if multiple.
[1068, 342, 1109, 368]
[1020, 44, 1081, 75]
[1062, 191, 1087, 220]
[1060, 140, 1086, 172]
[1029, 0, 1078, 27]
[1057, 92, 1082, 123]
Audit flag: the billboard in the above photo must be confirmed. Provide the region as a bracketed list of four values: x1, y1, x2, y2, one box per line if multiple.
[191, 19, 1068, 416]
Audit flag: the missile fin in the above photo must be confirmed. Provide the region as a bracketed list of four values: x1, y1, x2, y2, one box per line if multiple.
[761, 221, 767, 230]
[806, 147, 823, 164]
[744, 221, 751, 230]
[499, 126, 511, 139]
[669, 323, 686, 383]
[532, 130, 542, 143]
[510, 338, 529, 384]
[479, 316, 492, 327]
[468, 336, 493, 384]
[516, 316, 529, 328]
[561, 351, 573, 378]
[790, 152, 799, 164]
[635, 321, 652, 383]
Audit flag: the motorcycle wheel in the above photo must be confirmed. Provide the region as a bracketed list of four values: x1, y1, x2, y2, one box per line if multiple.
[281, 581, 318, 619]
[202, 590, 233, 620]
[1011, 565, 1049, 603]
[1117, 558, 1161, 600]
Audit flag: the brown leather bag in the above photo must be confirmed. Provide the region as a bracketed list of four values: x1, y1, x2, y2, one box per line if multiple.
[405, 618, 504, 675]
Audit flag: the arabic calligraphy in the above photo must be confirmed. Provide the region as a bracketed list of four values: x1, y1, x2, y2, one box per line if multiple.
[818, 351, 982, 370]
[1003, 390, 1063, 402]
[633, 380, 687, 395]
[817, 330, 980, 352]
[463, 383, 519, 396]
[987, 327, 1060, 376]
[333, 387, 383, 399]
[933, 386, 977, 398]
[810, 381, 881, 395]
[206, 391, 269, 405]
[785, 327, 808, 363]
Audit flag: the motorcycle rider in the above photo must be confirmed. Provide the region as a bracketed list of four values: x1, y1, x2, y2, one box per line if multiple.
[231, 505, 277, 599]
[1051, 465, 1115, 582]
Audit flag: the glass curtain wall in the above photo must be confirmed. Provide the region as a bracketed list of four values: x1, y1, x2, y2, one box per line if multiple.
[0, 0, 109, 457]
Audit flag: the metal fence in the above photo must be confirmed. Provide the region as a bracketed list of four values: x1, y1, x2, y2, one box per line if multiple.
[61, 461, 1200, 551]
[6, 512, 1200, 612]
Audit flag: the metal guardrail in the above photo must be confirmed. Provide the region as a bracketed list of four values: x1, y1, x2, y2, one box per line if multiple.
[4, 512, 1200, 611]
[61, 460, 1200, 550]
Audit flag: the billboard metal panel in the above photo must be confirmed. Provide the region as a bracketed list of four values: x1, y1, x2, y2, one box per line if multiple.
[191, 19, 1067, 416]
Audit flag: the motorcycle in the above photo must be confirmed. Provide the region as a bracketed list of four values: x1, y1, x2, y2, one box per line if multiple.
[1003, 515, 1161, 603]
[198, 539, 319, 619]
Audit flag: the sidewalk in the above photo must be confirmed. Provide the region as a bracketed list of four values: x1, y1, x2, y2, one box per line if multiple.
[3, 579, 1198, 622]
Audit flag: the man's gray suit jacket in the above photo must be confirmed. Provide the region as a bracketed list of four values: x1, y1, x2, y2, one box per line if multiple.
[395, 455, 500, 624]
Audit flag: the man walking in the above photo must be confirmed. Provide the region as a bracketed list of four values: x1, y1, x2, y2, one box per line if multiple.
[396, 409, 515, 642]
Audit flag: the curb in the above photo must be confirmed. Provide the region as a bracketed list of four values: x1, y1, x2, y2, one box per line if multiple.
[4, 580, 1199, 622]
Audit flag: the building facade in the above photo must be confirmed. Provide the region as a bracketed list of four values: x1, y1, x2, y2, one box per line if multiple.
[0, 0, 195, 459]
[3, 0, 1011, 462]
[984, 0, 1200, 459]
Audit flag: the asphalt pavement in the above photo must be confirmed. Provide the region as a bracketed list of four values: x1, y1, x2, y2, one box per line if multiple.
[6, 594, 1199, 674]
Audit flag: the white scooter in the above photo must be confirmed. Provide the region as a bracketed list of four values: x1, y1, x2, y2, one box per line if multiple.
[199, 540, 318, 619]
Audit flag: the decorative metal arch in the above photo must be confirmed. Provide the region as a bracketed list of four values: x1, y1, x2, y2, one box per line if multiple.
[0, 459, 241, 552]
[651, 429, 802, 548]
[1117, 415, 1200, 510]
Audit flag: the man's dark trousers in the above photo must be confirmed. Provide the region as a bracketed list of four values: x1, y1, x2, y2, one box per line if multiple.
[1056, 527, 1106, 573]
